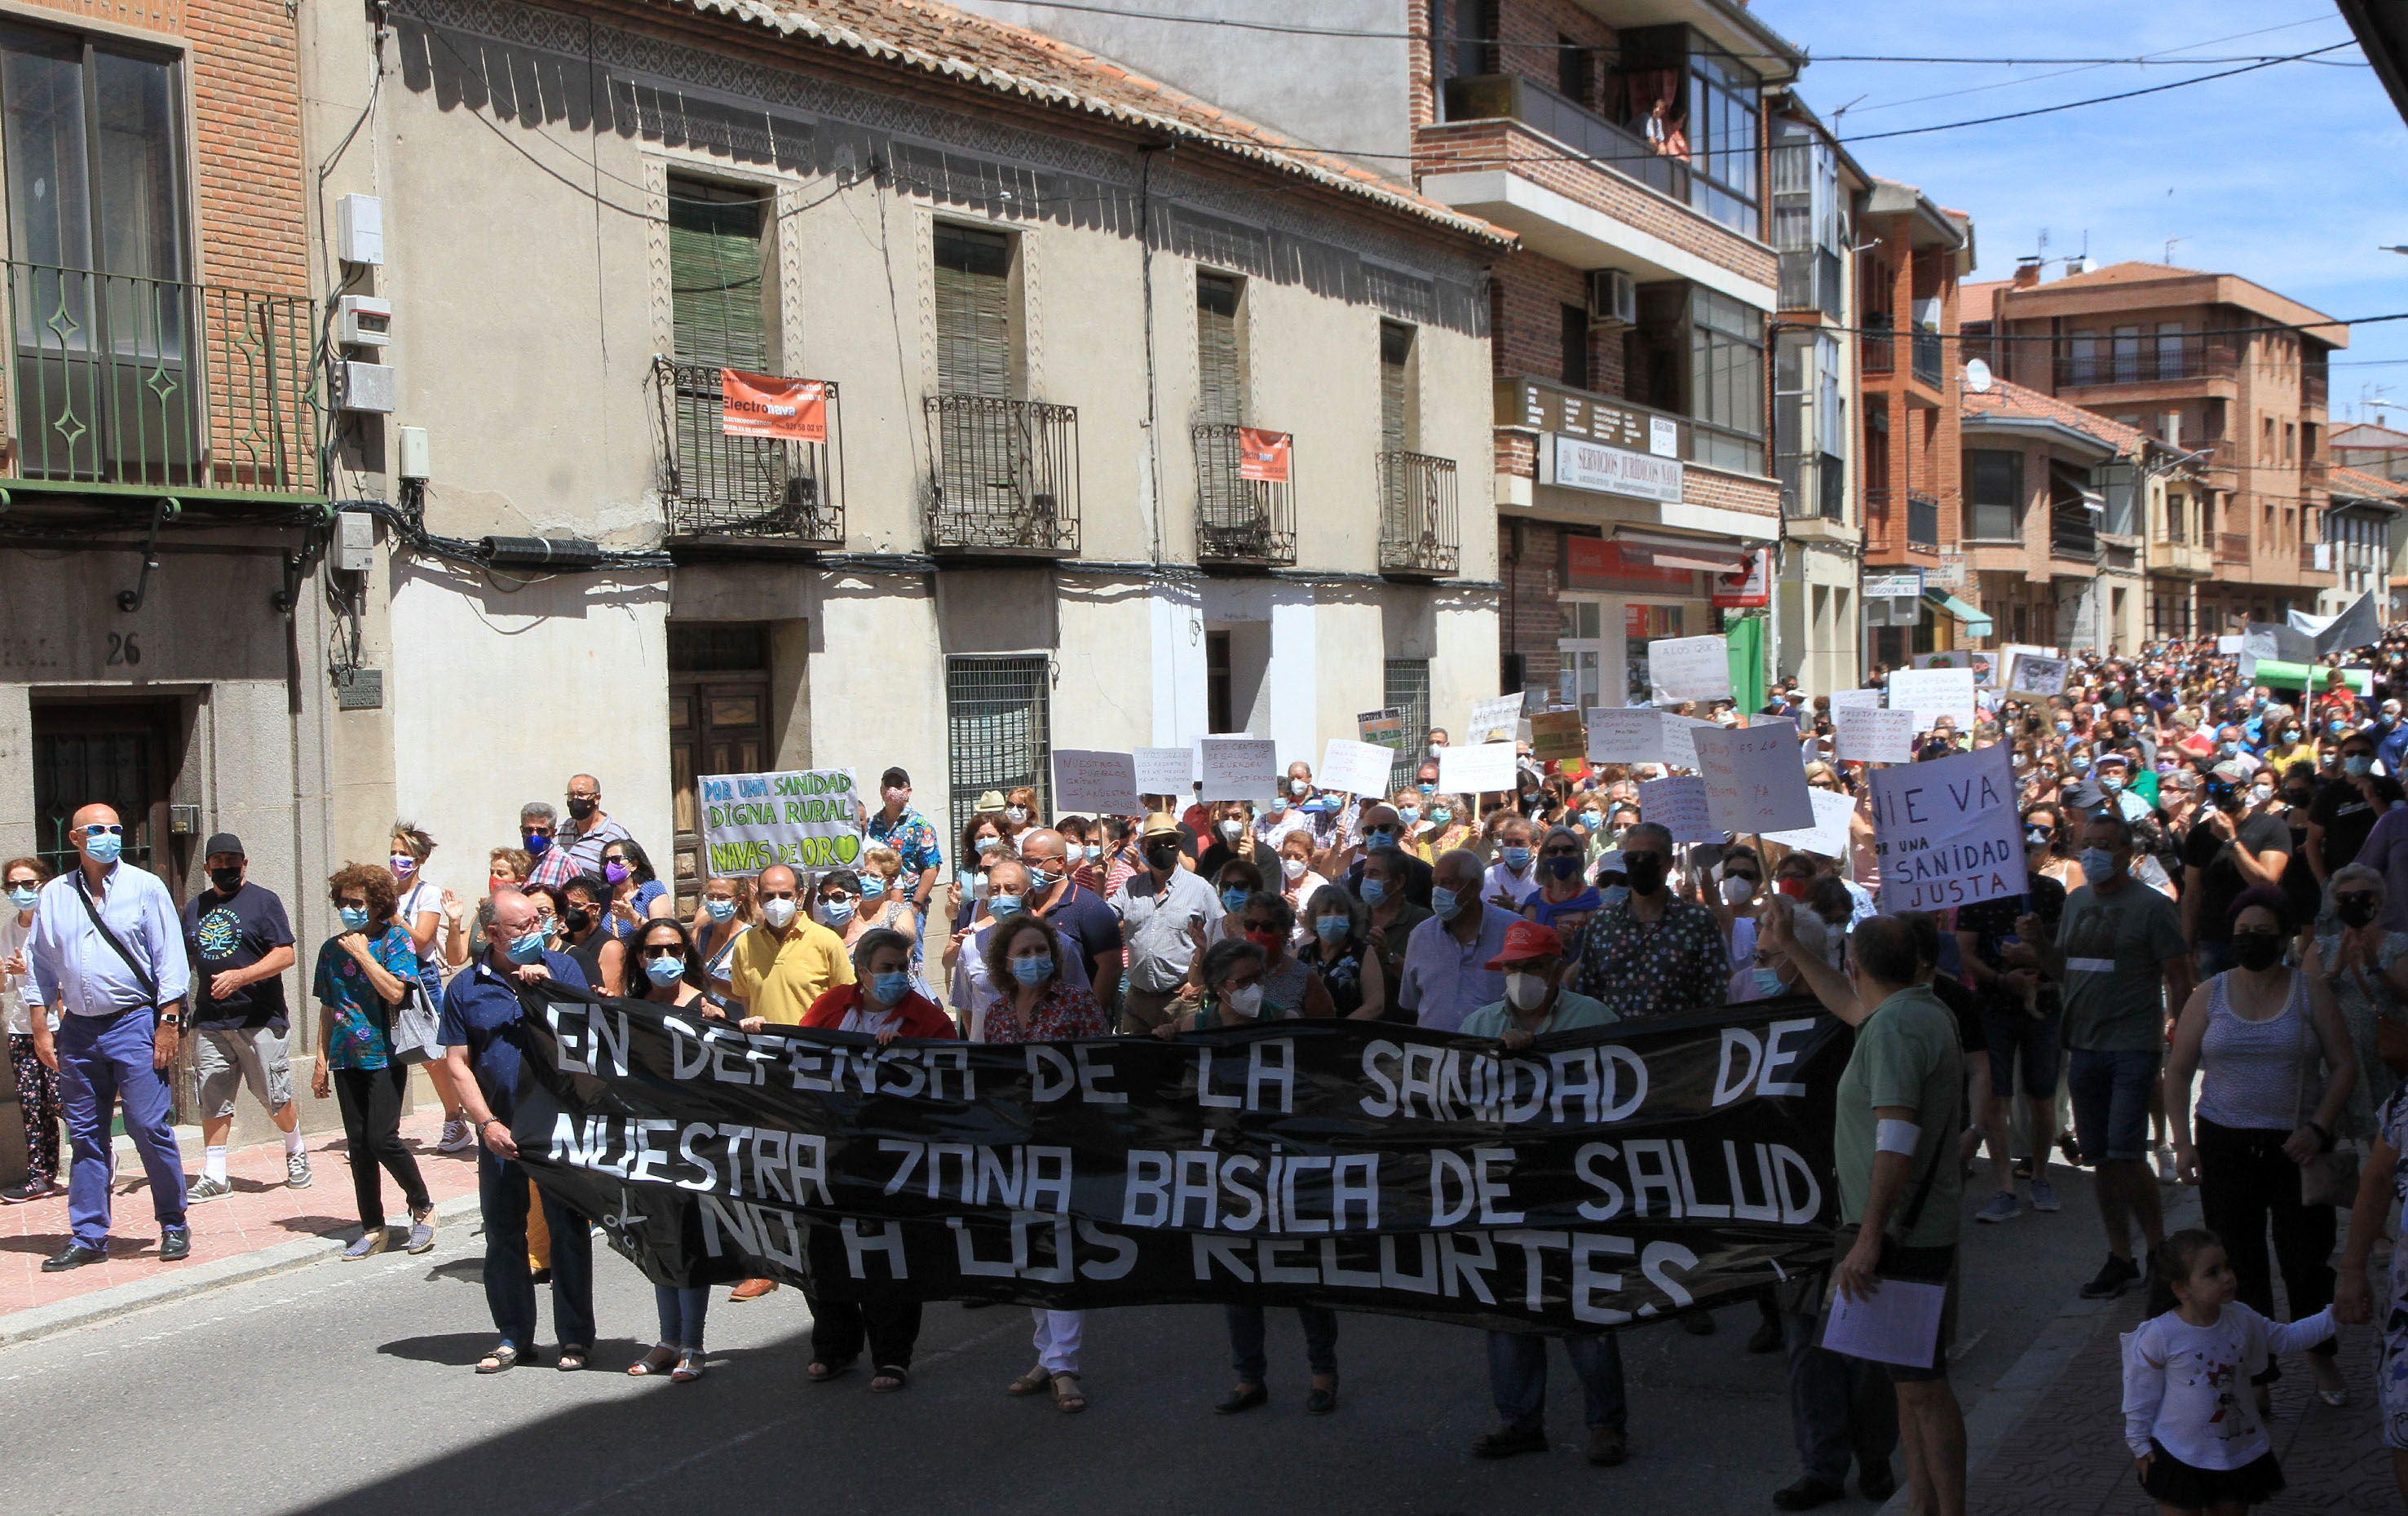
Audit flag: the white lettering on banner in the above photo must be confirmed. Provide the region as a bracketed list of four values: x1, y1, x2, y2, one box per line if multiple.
[1198, 738, 1278, 802]
[1549, 434, 1685, 502]
[699, 768, 861, 876]
[1133, 747, 1195, 798]
[1638, 775, 1721, 843]
[1885, 668, 1977, 731]
[1690, 720, 1814, 834]
[1438, 741, 1518, 795]
[1868, 744, 2028, 911]
[1319, 738, 1397, 798]
[1762, 789, 1858, 861]
[1833, 706, 1915, 764]
[1647, 635, 1731, 703]
[1467, 695, 1523, 745]
[1051, 750, 1142, 817]
[1587, 707, 1664, 764]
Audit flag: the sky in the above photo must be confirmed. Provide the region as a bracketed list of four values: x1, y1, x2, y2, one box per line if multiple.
[1753, 0, 2408, 425]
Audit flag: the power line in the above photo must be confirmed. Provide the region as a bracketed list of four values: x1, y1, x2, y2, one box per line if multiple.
[1838, 41, 2357, 142]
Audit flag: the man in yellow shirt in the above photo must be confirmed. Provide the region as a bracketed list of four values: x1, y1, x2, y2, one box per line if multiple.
[728, 864, 855, 1028]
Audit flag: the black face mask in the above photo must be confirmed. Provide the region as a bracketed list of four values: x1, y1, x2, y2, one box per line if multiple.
[2340, 895, 2382, 930]
[563, 907, 593, 935]
[1143, 842, 1181, 871]
[2229, 930, 2284, 972]
[567, 798, 597, 821]
[1623, 854, 1666, 896]
[209, 866, 244, 894]
[2284, 790, 2313, 808]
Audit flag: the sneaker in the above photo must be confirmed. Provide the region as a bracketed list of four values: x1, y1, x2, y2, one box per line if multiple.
[286, 1151, 313, 1189]
[188, 1174, 234, 1204]
[2080, 1253, 2140, 1300]
[1975, 1191, 2022, 1224]
[437, 1119, 475, 1154]
[343, 1231, 390, 1260]
[2152, 1143, 2180, 1183]
[2030, 1178, 2061, 1213]
[0, 1178, 59, 1204]
[407, 1211, 436, 1255]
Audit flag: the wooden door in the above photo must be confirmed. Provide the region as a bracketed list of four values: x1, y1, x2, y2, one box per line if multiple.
[669, 676, 771, 910]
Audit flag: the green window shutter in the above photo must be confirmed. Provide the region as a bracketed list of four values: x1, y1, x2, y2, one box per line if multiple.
[934, 223, 1012, 399]
[668, 182, 767, 370]
[1195, 272, 1243, 426]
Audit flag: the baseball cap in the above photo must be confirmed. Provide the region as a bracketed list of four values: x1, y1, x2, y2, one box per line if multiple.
[880, 766, 911, 789]
[2092, 752, 2130, 771]
[202, 832, 245, 860]
[1485, 920, 1566, 970]
[2209, 759, 2251, 786]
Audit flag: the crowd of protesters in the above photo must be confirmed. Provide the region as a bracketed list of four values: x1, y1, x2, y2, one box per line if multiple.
[16, 630, 2408, 1513]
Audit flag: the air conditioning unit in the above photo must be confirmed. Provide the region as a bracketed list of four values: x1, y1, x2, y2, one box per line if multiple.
[1586, 268, 1638, 329]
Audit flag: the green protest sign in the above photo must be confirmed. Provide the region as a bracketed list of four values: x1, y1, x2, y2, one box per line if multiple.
[699, 768, 863, 875]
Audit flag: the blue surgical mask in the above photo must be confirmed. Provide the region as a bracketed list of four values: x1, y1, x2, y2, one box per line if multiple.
[1398, 807, 1420, 824]
[1752, 966, 1786, 997]
[1361, 877, 1388, 905]
[871, 970, 912, 1004]
[2070, 755, 2092, 773]
[1601, 884, 1631, 909]
[338, 905, 371, 931]
[86, 833, 123, 865]
[7, 885, 35, 910]
[1221, 886, 1250, 914]
[1502, 846, 1531, 870]
[861, 875, 887, 897]
[987, 894, 1023, 921]
[1083, 843, 1102, 863]
[976, 836, 1002, 854]
[2079, 847, 2118, 886]
[1580, 811, 1603, 829]
[1314, 915, 1350, 944]
[705, 898, 736, 922]
[2054, 719, 2073, 734]
[1419, 784, 1436, 797]
[1429, 807, 1453, 825]
[2100, 774, 2124, 793]
[818, 899, 856, 927]
[507, 927, 548, 963]
[1010, 953, 1053, 986]
[1429, 886, 1460, 917]
[1365, 828, 1400, 852]
[643, 956, 686, 986]
[2348, 755, 2375, 777]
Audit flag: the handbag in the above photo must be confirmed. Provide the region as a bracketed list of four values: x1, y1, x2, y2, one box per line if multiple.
[385, 974, 444, 1067]
[2295, 1006, 2361, 1209]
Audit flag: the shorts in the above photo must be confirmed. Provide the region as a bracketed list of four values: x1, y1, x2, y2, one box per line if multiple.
[197, 1024, 294, 1120]
[1977, 1005, 2062, 1098]
[1831, 1228, 1957, 1382]
[2067, 1047, 2159, 1164]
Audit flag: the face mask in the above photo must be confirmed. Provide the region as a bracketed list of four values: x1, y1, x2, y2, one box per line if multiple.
[2100, 774, 2124, 793]
[1502, 846, 1531, 870]
[976, 835, 1002, 855]
[7, 884, 36, 910]
[2055, 719, 2073, 733]
[523, 832, 551, 858]
[1145, 842, 1181, 870]
[1429, 886, 1461, 917]
[883, 788, 908, 807]
[1006, 807, 1031, 824]
[1429, 745, 1443, 759]
[1720, 876, 1756, 906]
[1244, 929, 1284, 954]
[563, 907, 594, 935]
[1010, 953, 1053, 987]
[1365, 829, 1400, 853]
[2221, 741, 2240, 755]
[1269, 798, 1288, 816]
[2251, 784, 2274, 805]
[86, 832, 123, 865]
[2026, 828, 2052, 849]
[2348, 755, 2375, 776]
[1777, 877, 1809, 900]
[507, 926, 549, 962]
[862, 875, 889, 898]
[1361, 877, 1388, 906]
[2282, 730, 2300, 743]
[2285, 790, 2313, 808]
[567, 798, 597, 821]
[2340, 895, 2382, 929]
[1753, 966, 1787, 998]
[705, 898, 736, 922]
[1611, 825, 1632, 844]
[1291, 780, 1311, 798]
[1213, 886, 1248, 916]
[759, 897, 798, 929]
[1504, 971, 1551, 1011]
[988, 893, 1024, 921]
[1624, 855, 1665, 896]
[869, 970, 912, 1005]
[818, 899, 856, 927]
[1314, 915, 1350, 944]
[1429, 808, 1452, 826]
[390, 854, 417, 877]
[1085, 843, 1103, 864]
[643, 956, 686, 987]
[603, 860, 633, 886]
[1221, 983, 1265, 1019]
[2070, 756, 2092, 773]
[2079, 847, 2118, 886]
[1282, 856, 1307, 882]
[2229, 930, 2284, 973]
[1600, 884, 1631, 909]
[338, 905, 372, 931]
[1544, 853, 1580, 881]
[1219, 820, 1244, 841]
[1398, 807, 1420, 824]
[1027, 866, 1058, 893]
[210, 866, 245, 894]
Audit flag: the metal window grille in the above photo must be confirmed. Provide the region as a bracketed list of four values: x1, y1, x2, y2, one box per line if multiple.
[1384, 658, 1430, 793]
[945, 655, 1050, 846]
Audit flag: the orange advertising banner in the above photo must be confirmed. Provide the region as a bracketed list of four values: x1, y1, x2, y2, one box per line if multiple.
[720, 369, 828, 443]
[1235, 427, 1292, 484]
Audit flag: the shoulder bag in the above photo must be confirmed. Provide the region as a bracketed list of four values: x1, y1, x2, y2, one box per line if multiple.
[72, 873, 159, 1010]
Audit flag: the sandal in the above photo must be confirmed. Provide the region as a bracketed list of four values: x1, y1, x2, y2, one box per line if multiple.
[475, 1345, 519, 1375]
[671, 1350, 705, 1384]
[1052, 1371, 1086, 1413]
[870, 1365, 909, 1393]
[556, 1346, 590, 1372]
[1005, 1365, 1052, 1397]
[628, 1345, 679, 1377]
[807, 1358, 856, 1383]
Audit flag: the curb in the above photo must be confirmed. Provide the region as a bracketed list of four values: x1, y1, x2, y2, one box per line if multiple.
[0, 1192, 484, 1352]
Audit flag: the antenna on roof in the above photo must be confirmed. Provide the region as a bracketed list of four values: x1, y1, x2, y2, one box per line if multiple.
[2164, 236, 2186, 264]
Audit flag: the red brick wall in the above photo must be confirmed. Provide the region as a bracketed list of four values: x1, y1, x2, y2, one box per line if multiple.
[1684, 464, 1779, 520]
[1489, 250, 1628, 391]
[1499, 518, 1566, 688]
[1496, 427, 1536, 477]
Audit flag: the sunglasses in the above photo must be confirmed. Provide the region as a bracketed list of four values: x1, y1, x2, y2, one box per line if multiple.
[337, 896, 369, 910]
[2338, 892, 2379, 909]
[639, 943, 683, 960]
[82, 824, 125, 838]
[1541, 845, 1581, 856]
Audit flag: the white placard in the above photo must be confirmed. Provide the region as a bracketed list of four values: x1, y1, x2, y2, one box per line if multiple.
[1834, 706, 1916, 764]
[1319, 738, 1397, 798]
[1133, 747, 1196, 799]
[1869, 744, 2029, 912]
[1466, 695, 1523, 745]
[2004, 652, 2071, 700]
[1438, 741, 1518, 796]
[1827, 687, 1884, 712]
[1587, 707, 1664, 763]
[1690, 719, 1814, 834]
[1764, 787, 1858, 860]
[1637, 775, 1721, 843]
[1821, 1280, 1948, 1368]
[1199, 737, 1279, 802]
[1050, 750, 1142, 817]
[2216, 634, 2244, 655]
[1659, 711, 1715, 771]
[1647, 634, 1732, 702]
[1887, 668, 1977, 731]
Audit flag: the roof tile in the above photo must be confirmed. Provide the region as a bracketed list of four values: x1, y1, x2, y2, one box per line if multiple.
[1962, 376, 2147, 454]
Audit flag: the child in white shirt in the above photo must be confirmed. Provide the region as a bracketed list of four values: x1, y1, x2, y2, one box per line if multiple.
[2122, 1227, 2337, 1512]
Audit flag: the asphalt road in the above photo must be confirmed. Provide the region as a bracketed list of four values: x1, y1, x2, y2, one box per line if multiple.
[0, 1167, 2129, 1516]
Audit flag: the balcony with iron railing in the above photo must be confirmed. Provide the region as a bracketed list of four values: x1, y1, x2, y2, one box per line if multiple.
[923, 395, 1080, 555]
[1860, 313, 1895, 375]
[1911, 330, 1942, 387]
[2053, 332, 2243, 390]
[2305, 366, 2330, 412]
[2050, 502, 2099, 562]
[1192, 423, 1295, 568]
[652, 360, 843, 548]
[0, 260, 320, 503]
[1778, 452, 1848, 522]
[1907, 491, 1940, 551]
[1379, 450, 1459, 577]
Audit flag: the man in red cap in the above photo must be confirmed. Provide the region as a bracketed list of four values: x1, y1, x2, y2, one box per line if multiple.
[1457, 920, 1614, 1046]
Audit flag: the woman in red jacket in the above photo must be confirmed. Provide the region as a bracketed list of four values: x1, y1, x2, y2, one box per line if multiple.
[799, 928, 956, 1389]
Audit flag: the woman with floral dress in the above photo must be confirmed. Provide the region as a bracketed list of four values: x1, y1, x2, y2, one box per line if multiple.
[311, 862, 434, 1259]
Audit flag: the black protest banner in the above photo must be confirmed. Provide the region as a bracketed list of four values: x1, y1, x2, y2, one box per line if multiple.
[510, 990, 1849, 1333]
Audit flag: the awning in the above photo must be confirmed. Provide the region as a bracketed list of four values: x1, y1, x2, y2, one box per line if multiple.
[1924, 590, 1995, 639]
[1610, 529, 1756, 576]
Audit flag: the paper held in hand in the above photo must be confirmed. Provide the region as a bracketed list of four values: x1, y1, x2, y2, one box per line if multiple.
[1834, 706, 1915, 764]
[1637, 774, 1721, 843]
[1198, 737, 1279, 802]
[1133, 747, 1195, 799]
[1587, 707, 1664, 764]
[1528, 709, 1585, 762]
[1646, 634, 1732, 702]
[1868, 743, 2028, 912]
[1886, 667, 1977, 731]
[1050, 750, 1142, 817]
[1690, 718, 1814, 834]
[1466, 695, 1523, 745]
[1319, 738, 1398, 798]
[1820, 1280, 1948, 1368]
[1438, 741, 1518, 795]
[1763, 787, 1858, 861]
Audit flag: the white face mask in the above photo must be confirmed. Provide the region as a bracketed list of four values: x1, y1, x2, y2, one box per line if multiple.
[759, 897, 798, 928]
[1282, 856, 1307, 882]
[1222, 983, 1264, 1019]
[1504, 971, 1551, 1011]
[1005, 806, 1030, 824]
[1290, 779, 1310, 797]
[1720, 875, 1756, 906]
[1219, 819, 1244, 841]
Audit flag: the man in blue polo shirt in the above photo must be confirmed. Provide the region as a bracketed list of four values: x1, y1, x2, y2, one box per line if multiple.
[440, 888, 592, 1373]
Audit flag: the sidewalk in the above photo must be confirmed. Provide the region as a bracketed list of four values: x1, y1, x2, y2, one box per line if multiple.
[0, 1110, 483, 1329]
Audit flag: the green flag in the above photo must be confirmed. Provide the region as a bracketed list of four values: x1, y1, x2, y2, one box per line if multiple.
[1725, 614, 1766, 714]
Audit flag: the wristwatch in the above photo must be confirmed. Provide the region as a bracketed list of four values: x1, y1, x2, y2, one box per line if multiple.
[158, 1012, 183, 1028]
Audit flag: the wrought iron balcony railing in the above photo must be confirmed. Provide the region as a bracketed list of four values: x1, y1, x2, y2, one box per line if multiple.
[1906, 491, 1940, 551]
[652, 359, 843, 546]
[1191, 423, 1295, 567]
[1379, 449, 1459, 576]
[1911, 330, 1943, 387]
[2, 260, 319, 500]
[1861, 314, 1895, 374]
[923, 395, 1080, 555]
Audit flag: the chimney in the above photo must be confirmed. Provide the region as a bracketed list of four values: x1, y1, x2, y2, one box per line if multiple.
[2013, 255, 2043, 289]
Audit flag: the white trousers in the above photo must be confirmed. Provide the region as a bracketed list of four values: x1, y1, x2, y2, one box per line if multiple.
[1031, 1308, 1083, 1374]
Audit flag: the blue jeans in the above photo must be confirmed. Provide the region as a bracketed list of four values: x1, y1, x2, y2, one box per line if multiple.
[1225, 1304, 1338, 1384]
[477, 1151, 594, 1351]
[56, 1008, 186, 1248]
[1487, 1331, 1625, 1434]
[655, 1284, 709, 1350]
